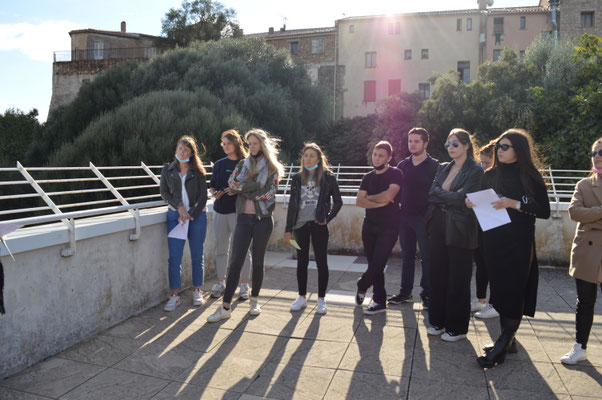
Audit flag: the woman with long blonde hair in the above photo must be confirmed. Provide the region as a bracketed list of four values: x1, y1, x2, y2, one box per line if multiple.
[208, 129, 284, 322]
[283, 143, 343, 314]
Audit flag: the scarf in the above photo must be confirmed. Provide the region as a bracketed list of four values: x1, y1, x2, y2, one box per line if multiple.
[235, 157, 275, 215]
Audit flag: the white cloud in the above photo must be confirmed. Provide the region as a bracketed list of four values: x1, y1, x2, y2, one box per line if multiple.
[0, 20, 85, 62]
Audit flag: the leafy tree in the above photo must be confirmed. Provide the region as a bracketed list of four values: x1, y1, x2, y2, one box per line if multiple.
[317, 115, 378, 166]
[0, 108, 40, 167]
[161, 0, 243, 47]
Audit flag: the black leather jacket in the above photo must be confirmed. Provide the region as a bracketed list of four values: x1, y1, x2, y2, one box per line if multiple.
[160, 162, 208, 219]
[285, 171, 343, 232]
[426, 158, 483, 249]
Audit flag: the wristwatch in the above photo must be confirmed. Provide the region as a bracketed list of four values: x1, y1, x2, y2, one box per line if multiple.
[514, 201, 521, 210]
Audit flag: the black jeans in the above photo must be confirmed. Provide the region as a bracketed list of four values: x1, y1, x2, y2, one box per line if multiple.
[473, 232, 488, 299]
[399, 213, 431, 298]
[294, 222, 329, 298]
[223, 214, 273, 304]
[357, 221, 399, 305]
[428, 208, 473, 334]
[575, 278, 602, 349]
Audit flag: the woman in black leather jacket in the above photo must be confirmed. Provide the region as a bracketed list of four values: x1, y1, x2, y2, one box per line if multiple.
[283, 143, 342, 315]
[426, 129, 483, 342]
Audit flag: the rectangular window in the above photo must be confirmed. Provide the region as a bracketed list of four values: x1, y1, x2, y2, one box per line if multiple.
[493, 49, 502, 61]
[418, 83, 430, 99]
[457, 61, 470, 84]
[457, 18, 462, 31]
[581, 12, 594, 27]
[290, 41, 299, 55]
[388, 79, 401, 96]
[349, 24, 355, 33]
[395, 22, 400, 34]
[495, 33, 502, 45]
[519, 50, 525, 59]
[364, 80, 376, 102]
[311, 38, 324, 54]
[365, 51, 376, 68]
[388, 23, 394, 35]
[404, 49, 412, 60]
[421, 49, 429, 59]
[93, 41, 104, 60]
[494, 17, 504, 34]
[520, 16, 526, 29]
[467, 18, 472, 31]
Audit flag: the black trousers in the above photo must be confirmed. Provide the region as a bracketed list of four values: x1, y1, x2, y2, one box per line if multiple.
[575, 278, 602, 349]
[357, 221, 399, 305]
[294, 222, 330, 298]
[428, 208, 473, 334]
[223, 214, 273, 303]
[473, 244, 489, 299]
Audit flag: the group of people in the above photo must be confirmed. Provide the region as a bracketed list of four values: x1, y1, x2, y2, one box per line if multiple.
[159, 127, 600, 370]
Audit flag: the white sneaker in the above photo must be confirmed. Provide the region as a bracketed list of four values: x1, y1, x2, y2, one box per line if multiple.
[211, 281, 225, 298]
[290, 296, 308, 311]
[427, 326, 444, 335]
[249, 298, 261, 316]
[475, 304, 500, 319]
[238, 283, 250, 300]
[193, 288, 205, 306]
[163, 294, 181, 312]
[441, 332, 467, 342]
[317, 298, 327, 314]
[471, 298, 486, 312]
[560, 343, 587, 364]
[207, 306, 231, 322]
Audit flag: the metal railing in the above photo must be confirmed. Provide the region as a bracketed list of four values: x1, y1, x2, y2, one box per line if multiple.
[53, 47, 167, 63]
[0, 163, 589, 256]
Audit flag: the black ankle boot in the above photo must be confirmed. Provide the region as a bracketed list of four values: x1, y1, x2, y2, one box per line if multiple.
[482, 337, 518, 354]
[477, 332, 514, 368]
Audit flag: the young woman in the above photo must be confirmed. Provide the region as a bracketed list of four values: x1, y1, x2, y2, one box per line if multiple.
[470, 129, 550, 368]
[283, 143, 343, 315]
[560, 138, 602, 364]
[426, 129, 483, 342]
[159, 135, 208, 311]
[471, 141, 500, 319]
[209, 129, 252, 300]
[207, 129, 284, 322]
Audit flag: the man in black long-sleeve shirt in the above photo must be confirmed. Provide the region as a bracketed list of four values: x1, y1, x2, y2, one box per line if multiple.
[389, 128, 439, 308]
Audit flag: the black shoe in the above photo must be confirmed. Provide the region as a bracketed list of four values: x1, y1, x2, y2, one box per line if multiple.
[355, 279, 365, 306]
[364, 302, 386, 314]
[483, 337, 518, 354]
[477, 332, 514, 368]
[388, 293, 414, 305]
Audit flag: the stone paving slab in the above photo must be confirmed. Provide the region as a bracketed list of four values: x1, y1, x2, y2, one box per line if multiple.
[1, 253, 601, 399]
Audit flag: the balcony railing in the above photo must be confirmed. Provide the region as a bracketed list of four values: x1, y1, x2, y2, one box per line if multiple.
[53, 47, 167, 63]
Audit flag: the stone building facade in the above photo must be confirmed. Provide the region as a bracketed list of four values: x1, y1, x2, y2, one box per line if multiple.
[557, 0, 602, 40]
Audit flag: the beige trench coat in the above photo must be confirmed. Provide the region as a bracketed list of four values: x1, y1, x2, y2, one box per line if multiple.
[568, 174, 602, 284]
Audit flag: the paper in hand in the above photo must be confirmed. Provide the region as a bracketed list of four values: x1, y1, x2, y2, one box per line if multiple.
[289, 239, 301, 251]
[466, 189, 511, 231]
[168, 220, 189, 240]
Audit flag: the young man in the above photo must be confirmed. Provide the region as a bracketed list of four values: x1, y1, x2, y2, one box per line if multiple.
[388, 127, 439, 309]
[356, 141, 403, 314]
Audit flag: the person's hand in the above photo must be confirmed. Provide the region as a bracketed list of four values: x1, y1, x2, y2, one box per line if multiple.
[491, 197, 518, 210]
[283, 232, 292, 243]
[465, 198, 475, 208]
[213, 190, 224, 199]
[178, 205, 191, 222]
[317, 219, 328, 225]
[224, 188, 236, 196]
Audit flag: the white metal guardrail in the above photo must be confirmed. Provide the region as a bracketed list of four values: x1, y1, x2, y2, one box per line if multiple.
[0, 162, 589, 255]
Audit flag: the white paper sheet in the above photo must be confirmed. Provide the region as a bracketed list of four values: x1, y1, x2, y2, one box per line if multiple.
[466, 189, 511, 231]
[168, 220, 189, 240]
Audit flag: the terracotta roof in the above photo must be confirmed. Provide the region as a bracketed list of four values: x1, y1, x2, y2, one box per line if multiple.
[69, 29, 160, 39]
[245, 27, 335, 39]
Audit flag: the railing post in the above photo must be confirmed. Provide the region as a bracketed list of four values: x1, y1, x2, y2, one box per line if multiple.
[281, 164, 294, 208]
[90, 162, 140, 240]
[548, 167, 561, 219]
[140, 162, 161, 185]
[61, 218, 77, 257]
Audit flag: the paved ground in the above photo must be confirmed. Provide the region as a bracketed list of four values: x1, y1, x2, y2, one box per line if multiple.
[1, 251, 601, 399]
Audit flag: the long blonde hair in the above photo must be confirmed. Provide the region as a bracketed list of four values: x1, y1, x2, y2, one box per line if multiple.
[175, 135, 206, 176]
[245, 129, 284, 179]
[298, 142, 331, 186]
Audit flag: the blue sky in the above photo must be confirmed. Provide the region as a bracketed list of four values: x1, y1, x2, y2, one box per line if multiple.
[0, 0, 539, 122]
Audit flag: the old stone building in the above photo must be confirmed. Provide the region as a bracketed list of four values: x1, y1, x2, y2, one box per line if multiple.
[556, 0, 602, 40]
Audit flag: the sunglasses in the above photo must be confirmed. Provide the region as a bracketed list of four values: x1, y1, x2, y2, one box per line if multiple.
[496, 143, 513, 151]
[591, 150, 602, 157]
[444, 141, 460, 149]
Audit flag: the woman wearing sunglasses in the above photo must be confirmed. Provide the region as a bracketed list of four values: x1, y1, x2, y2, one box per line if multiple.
[426, 129, 483, 342]
[469, 129, 550, 368]
[560, 138, 602, 365]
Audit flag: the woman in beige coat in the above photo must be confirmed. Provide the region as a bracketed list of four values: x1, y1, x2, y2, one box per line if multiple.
[561, 138, 602, 365]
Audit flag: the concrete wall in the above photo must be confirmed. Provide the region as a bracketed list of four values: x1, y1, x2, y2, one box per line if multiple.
[0, 198, 576, 379]
[486, 11, 550, 61]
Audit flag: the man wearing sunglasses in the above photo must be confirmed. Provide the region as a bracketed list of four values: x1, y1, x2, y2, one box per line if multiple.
[388, 128, 439, 309]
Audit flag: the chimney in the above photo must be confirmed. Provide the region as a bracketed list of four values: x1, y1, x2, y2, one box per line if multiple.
[477, 0, 487, 10]
[121, 21, 126, 33]
[269, 27, 274, 34]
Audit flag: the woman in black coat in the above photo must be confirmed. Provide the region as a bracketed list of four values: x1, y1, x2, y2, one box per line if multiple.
[426, 129, 483, 342]
[469, 129, 550, 368]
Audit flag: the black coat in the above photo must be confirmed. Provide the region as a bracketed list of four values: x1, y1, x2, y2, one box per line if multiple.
[160, 162, 208, 219]
[481, 162, 550, 318]
[285, 171, 343, 232]
[426, 158, 483, 249]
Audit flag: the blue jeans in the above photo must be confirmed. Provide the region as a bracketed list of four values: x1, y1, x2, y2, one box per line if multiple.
[167, 209, 207, 290]
[399, 213, 431, 298]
